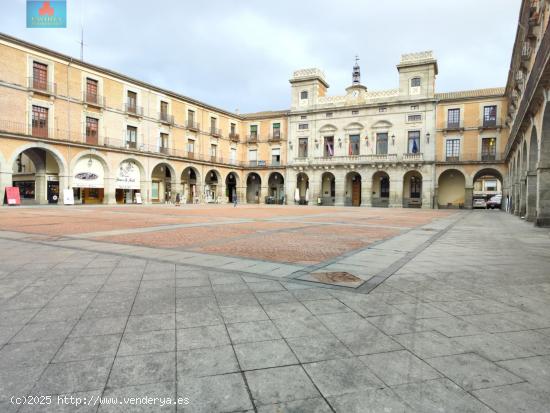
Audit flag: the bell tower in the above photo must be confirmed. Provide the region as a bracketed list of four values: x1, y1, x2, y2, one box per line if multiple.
[352, 55, 361, 85]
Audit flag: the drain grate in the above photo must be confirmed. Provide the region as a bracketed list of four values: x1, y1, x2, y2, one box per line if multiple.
[311, 271, 362, 283]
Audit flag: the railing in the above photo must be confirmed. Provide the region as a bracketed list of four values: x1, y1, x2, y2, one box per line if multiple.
[268, 132, 282, 142]
[506, 16, 550, 157]
[210, 127, 221, 137]
[402, 153, 424, 161]
[0, 119, 86, 143]
[125, 103, 143, 116]
[437, 152, 504, 163]
[229, 133, 240, 142]
[159, 112, 174, 125]
[445, 122, 462, 130]
[159, 146, 170, 155]
[247, 134, 258, 143]
[83, 92, 105, 107]
[85, 133, 98, 145]
[246, 160, 282, 168]
[186, 120, 200, 131]
[481, 119, 500, 129]
[27, 77, 56, 94]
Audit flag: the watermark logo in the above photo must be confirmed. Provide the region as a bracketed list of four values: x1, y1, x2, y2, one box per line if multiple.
[27, 1, 67, 28]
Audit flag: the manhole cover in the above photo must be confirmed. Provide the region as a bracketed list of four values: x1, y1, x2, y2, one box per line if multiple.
[311, 272, 362, 283]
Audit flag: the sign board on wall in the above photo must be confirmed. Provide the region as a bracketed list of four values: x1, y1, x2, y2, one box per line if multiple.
[5, 187, 21, 205]
[73, 157, 104, 188]
[135, 193, 142, 204]
[116, 162, 140, 190]
[63, 189, 74, 205]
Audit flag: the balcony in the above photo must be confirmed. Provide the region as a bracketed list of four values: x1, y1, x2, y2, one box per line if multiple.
[187, 151, 195, 159]
[247, 134, 258, 143]
[125, 141, 137, 149]
[125, 103, 143, 117]
[27, 77, 56, 95]
[210, 127, 221, 138]
[210, 155, 218, 163]
[229, 132, 240, 142]
[85, 133, 98, 145]
[159, 112, 174, 125]
[159, 146, 170, 155]
[402, 153, 424, 162]
[298, 154, 398, 166]
[268, 132, 283, 142]
[438, 152, 503, 163]
[83, 92, 105, 108]
[480, 119, 501, 130]
[444, 121, 463, 131]
[186, 121, 200, 132]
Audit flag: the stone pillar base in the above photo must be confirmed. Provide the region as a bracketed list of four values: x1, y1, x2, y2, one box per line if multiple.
[535, 216, 550, 227]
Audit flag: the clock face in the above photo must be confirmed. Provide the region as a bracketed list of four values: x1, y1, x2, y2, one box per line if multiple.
[352, 90, 359, 97]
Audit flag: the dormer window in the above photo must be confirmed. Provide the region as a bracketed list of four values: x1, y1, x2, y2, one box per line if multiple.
[411, 77, 421, 87]
[300, 90, 308, 100]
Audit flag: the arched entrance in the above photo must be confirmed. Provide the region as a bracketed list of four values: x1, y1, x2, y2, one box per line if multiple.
[11, 147, 64, 205]
[151, 163, 174, 203]
[115, 159, 144, 204]
[345, 172, 361, 207]
[403, 170, 423, 208]
[181, 167, 200, 204]
[473, 168, 503, 209]
[71, 153, 108, 204]
[321, 172, 335, 206]
[296, 172, 309, 205]
[372, 171, 390, 207]
[226, 172, 239, 203]
[438, 169, 465, 208]
[246, 173, 261, 204]
[268, 172, 284, 204]
[204, 169, 221, 203]
[526, 128, 539, 221]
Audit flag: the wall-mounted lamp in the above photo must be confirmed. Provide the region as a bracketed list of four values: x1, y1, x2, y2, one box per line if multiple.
[87, 156, 93, 168]
[314, 139, 319, 149]
[365, 135, 369, 147]
[426, 132, 430, 144]
[338, 138, 342, 148]
[391, 134, 395, 146]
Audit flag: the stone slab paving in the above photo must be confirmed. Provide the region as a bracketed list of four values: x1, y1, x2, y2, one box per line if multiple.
[0, 207, 549, 411]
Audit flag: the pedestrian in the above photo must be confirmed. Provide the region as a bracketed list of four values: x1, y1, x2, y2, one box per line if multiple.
[175, 193, 180, 206]
[233, 190, 238, 207]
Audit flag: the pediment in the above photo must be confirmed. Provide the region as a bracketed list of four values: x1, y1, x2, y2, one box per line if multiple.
[319, 123, 338, 133]
[344, 122, 364, 131]
[371, 120, 393, 129]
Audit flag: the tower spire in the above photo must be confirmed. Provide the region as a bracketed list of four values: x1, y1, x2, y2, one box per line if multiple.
[352, 55, 360, 85]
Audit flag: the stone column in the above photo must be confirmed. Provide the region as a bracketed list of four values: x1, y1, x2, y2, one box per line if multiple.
[361, 172, 372, 207]
[422, 177, 434, 209]
[0, 170, 11, 204]
[535, 166, 550, 227]
[389, 174, 403, 208]
[464, 187, 473, 209]
[526, 172, 537, 221]
[513, 182, 520, 215]
[35, 172, 48, 205]
[334, 173, 346, 207]
[433, 187, 439, 209]
[519, 176, 527, 217]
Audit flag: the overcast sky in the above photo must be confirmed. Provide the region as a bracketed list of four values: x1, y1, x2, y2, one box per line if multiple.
[3, 0, 521, 113]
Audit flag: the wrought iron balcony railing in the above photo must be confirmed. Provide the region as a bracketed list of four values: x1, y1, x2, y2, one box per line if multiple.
[186, 121, 200, 131]
[27, 77, 56, 94]
[125, 103, 143, 116]
[159, 112, 174, 125]
[83, 92, 105, 107]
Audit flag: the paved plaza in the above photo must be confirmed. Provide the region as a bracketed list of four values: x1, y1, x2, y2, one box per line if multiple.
[0, 205, 549, 412]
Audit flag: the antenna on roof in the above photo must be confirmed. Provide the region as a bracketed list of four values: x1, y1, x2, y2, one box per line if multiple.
[79, 0, 86, 60]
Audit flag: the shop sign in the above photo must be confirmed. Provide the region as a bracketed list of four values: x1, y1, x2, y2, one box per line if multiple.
[5, 187, 21, 205]
[73, 157, 104, 188]
[135, 193, 142, 204]
[116, 162, 140, 190]
[63, 189, 74, 205]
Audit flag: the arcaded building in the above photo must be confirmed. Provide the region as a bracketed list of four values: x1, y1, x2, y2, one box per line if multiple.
[1, 0, 549, 227]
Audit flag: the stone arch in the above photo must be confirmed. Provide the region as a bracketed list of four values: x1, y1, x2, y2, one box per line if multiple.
[437, 169, 466, 208]
[267, 172, 285, 204]
[9, 143, 68, 205]
[536, 103, 550, 225]
[114, 158, 146, 204]
[320, 171, 336, 206]
[372, 170, 390, 207]
[151, 161, 176, 203]
[344, 171, 362, 207]
[181, 166, 201, 204]
[403, 170, 423, 208]
[225, 172, 240, 203]
[295, 172, 309, 204]
[69, 150, 110, 204]
[204, 169, 222, 203]
[246, 172, 262, 204]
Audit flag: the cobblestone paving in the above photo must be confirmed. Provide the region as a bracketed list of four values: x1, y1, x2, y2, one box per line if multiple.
[0, 206, 549, 412]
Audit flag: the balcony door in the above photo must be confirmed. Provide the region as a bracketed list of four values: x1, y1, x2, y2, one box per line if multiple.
[32, 105, 48, 138]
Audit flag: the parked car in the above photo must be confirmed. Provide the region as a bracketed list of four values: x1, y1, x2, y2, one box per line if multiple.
[473, 198, 487, 209]
[486, 195, 502, 209]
